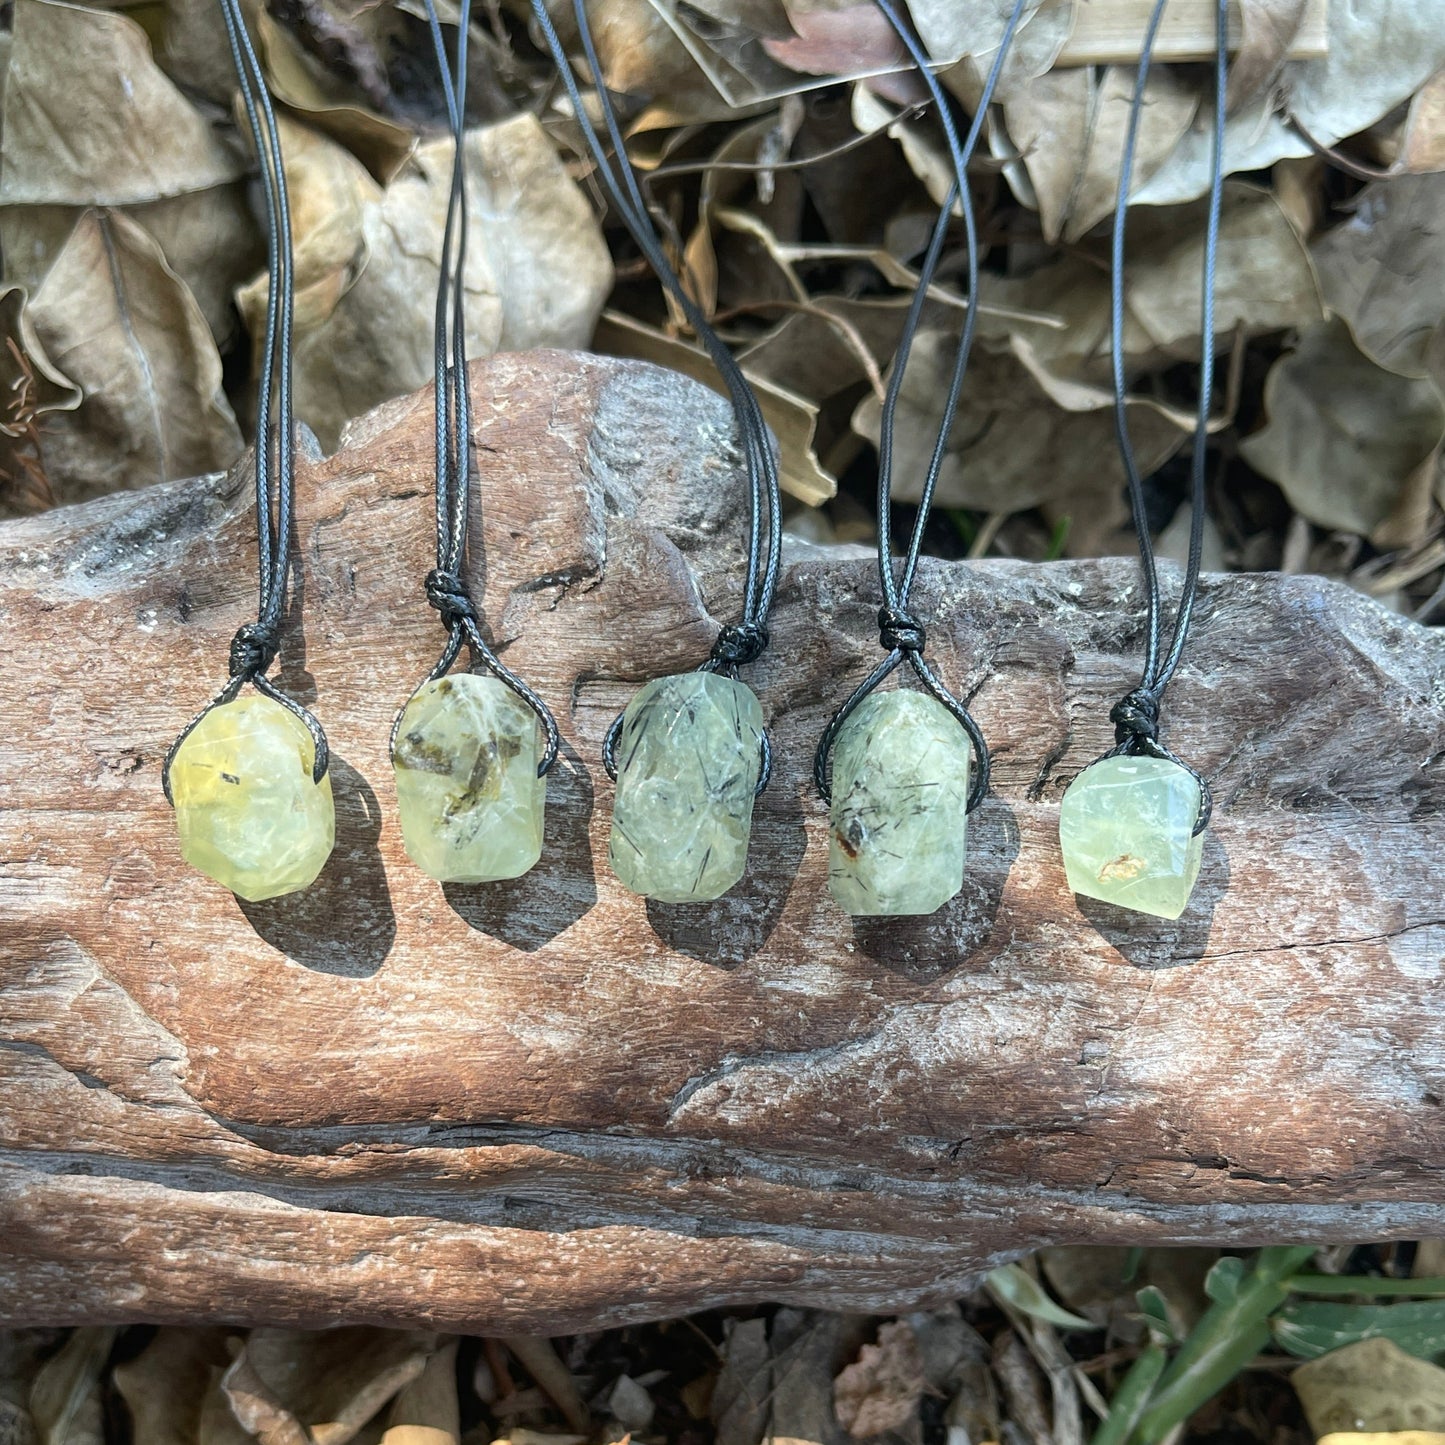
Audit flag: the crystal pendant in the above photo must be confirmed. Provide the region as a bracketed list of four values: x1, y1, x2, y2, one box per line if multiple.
[827, 689, 972, 916]
[392, 673, 546, 884]
[170, 692, 335, 901]
[608, 672, 764, 904]
[1058, 754, 1204, 919]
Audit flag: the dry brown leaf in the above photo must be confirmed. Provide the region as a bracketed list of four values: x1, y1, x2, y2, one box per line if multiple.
[28, 1329, 116, 1445]
[257, 7, 415, 182]
[598, 308, 835, 505]
[991, 1329, 1053, 1445]
[1401, 70, 1445, 175]
[1226, 0, 1311, 115]
[152, 0, 238, 106]
[1, 184, 263, 347]
[766, 1308, 846, 1445]
[224, 1329, 438, 1445]
[239, 115, 610, 450]
[1293, 1339, 1445, 1437]
[496, 1338, 587, 1436]
[1313, 173, 1445, 379]
[113, 1329, 236, 1445]
[30, 210, 241, 502]
[0, 1330, 56, 1445]
[1135, 0, 1445, 207]
[382, 1339, 461, 1445]
[0, 284, 81, 514]
[1319, 1435, 1445, 1445]
[935, 0, 1077, 113]
[712, 1317, 771, 1445]
[0, 0, 243, 206]
[762, 6, 905, 85]
[852, 328, 1179, 553]
[987, 183, 1320, 393]
[832, 1320, 925, 1439]
[1240, 318, 1445, 536]
[999, 62, 1198, 244]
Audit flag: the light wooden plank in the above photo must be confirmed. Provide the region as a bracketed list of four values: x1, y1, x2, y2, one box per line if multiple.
[1056, 0, 1328, 67]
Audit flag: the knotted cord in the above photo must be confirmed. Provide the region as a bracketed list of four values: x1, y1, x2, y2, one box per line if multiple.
[163, 0, 327, 802]
[1100, 0, 1226, 834]
[390, 0, 562, 777]
[813, 0, 1029, 808]
[530, 0, 782, 791]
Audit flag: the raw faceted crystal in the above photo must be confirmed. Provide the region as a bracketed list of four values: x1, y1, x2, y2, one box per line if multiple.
[608, 671, 764, 904]
[170, 692, 335, 902]
[392, 673, 545, 883]
[1058, 755, 1204, 919]
[828, 689, 971, 916]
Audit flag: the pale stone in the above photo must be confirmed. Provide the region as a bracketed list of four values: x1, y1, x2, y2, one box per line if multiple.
[608, 671, 764, 904]
[1059, 754, 1204, 920]
[392, 673, 546, 884]
[170, 692, 335, 902]
[828, 689, 971, 917]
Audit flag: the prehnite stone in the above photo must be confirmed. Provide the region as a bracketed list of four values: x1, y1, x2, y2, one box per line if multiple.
[1058, 754, 1204, 920]
[392, 673, 545, 884]
[608, 671, 764, 904]
[828, 689, 972, 916]
[170, 692, 335, 902]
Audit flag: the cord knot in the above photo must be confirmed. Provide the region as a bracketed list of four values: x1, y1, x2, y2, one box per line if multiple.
[425, 568, 477, 629]
[878, 605, 926, 654]
[228, 620, 279, 679]
[711, 621, 770, 668]
[1110, 687, 1160, 748]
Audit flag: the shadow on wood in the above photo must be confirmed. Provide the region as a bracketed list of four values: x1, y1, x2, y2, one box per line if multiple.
[1, 350, 1443, 1331]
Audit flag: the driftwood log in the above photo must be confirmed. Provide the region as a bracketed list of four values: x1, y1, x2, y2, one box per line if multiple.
[2, 350, 1444, 1332]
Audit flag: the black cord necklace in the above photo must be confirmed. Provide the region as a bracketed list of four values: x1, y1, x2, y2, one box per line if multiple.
[1056, 0, 1225, 921]
[531, 0, 783, 905]
[813, 0, 1025, 918]
[162, 0, 335, 904]
[387, 0, 562, 886]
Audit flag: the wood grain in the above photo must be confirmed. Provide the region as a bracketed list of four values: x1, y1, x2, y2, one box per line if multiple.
[1, 349, 1442, 1332]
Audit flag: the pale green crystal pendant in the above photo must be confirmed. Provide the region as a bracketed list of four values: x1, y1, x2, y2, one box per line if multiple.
[1058, 755, 1204, 920]
[170, 692, 335, 902]
[828, 689, 971, 917]
[608, 671, 764, 904]
[392, 673, 545, 884]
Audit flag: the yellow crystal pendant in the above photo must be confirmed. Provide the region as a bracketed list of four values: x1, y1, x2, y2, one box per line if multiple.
[828, 689, 972, 916]
[608, 672, 764, 904]
[170, 692, 335, 902]
[1058, 755, 1204, 920]
[392, 673, 546, 884]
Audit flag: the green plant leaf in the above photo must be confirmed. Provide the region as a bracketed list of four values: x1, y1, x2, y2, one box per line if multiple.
[1089, 1342, 1167, 1445]
[1287, 1274, 1445, 1298]
[1136, 1286, 1180, 1346]
[1272, 1300, 1445, 1362]
[1204, 1255, 1246, 1304]
[1132, 1246, 1315, 1443]
[986, 1263, 1096, 1331]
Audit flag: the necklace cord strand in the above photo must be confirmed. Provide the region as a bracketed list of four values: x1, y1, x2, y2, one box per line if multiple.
[813, 0, 1027, 809]
[1105, 0, 1223, 834]
[394, 0, 563, 778]
[531, 0, 782, 789]
[163, 0, 327, 803]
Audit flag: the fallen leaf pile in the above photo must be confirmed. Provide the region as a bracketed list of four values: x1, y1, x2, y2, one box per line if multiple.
[0, 0, 1442, 621]
[6, 1244, 1445, 1443]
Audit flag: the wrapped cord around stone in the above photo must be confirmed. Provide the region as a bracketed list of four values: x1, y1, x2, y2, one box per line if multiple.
[811, 0, 1021, 814]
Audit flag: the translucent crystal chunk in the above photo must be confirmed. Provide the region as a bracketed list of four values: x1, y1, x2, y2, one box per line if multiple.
[1059, 754, 1204, 920]
[608, 671, 764, 904]
[393, 673, 546, 884]
[828, 689, 971, 917]
[170, 692, 335, 902]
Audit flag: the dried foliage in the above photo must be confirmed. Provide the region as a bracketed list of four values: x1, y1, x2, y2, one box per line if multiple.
[2, 1247, 1445, 1443]
[2, 2, 1444, 1442]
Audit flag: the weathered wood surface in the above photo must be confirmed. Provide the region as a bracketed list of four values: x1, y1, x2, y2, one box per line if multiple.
[2, 349, 1443, 1333]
